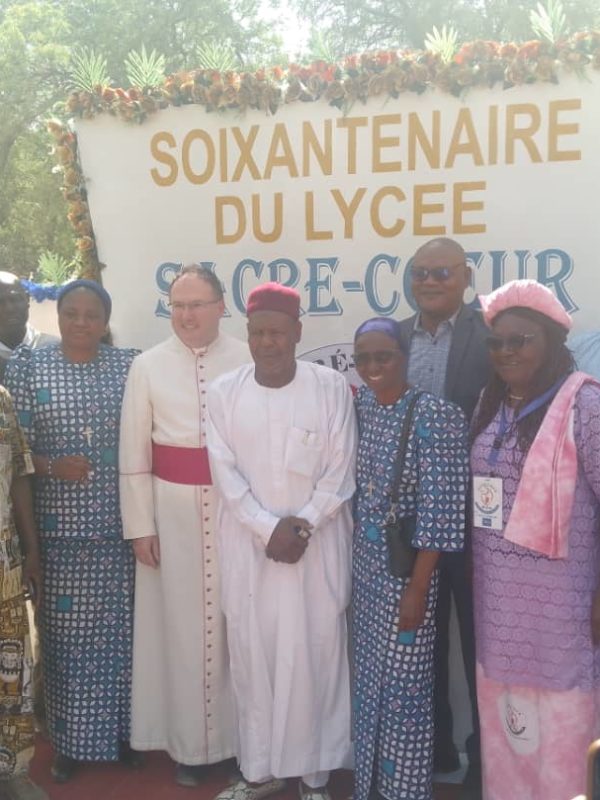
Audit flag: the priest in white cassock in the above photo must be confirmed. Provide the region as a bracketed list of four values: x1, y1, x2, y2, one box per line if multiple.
[119, 265, 250, 788]
[206, 282, 357, 800]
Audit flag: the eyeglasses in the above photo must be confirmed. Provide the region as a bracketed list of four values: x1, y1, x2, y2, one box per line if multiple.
[353, 350, 402, 368]
[411, 263, 465, 282]
[168, 300, 221, 312]
[485, 333, 537, 352]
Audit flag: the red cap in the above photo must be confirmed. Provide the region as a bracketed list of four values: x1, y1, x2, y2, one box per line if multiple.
[246, 282, 300, 319]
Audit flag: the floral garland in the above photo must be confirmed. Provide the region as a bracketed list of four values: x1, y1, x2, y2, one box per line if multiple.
[47, 120, 99, 280]
[21, 279, 62, 302]
[49, 31, 600, 282]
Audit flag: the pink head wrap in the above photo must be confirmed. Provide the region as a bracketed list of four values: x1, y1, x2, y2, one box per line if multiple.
[246, 282, 300, 319]
[478, 279, 572, 331]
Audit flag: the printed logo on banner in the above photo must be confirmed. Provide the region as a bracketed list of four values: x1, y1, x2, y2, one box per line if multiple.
[300, 343, 360, 389]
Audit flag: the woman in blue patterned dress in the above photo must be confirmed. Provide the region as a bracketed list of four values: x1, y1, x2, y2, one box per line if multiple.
[5, 280, 140, 782]
[352, 318, 469, 800]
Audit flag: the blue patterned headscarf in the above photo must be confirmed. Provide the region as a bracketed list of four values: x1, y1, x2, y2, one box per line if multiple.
[354, 317, 407, 354]
[57, 279, 112, 321]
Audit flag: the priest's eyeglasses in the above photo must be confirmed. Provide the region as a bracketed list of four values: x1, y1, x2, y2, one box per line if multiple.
[353, 350, 401, 368]
[485, 333, 537, 352]
[169, 300, 221, 312]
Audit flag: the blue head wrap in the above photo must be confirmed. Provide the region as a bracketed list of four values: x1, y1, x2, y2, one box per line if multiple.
[57, 279, 112, 321]
[354, 317, 407, 354]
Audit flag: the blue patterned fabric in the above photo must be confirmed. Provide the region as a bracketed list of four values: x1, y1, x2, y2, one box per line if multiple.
[352, 386, 468, 800]
[41, 540, 134, 760]
[5, 343, 139, 761]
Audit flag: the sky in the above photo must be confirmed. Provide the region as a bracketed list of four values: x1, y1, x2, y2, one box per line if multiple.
[259, 0, 311, 59]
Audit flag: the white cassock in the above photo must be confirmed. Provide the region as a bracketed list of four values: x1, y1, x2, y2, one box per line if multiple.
[119, 333, 250, 765]
[206, 360, 357, 781]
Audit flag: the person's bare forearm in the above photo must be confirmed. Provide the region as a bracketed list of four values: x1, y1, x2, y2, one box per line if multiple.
[10, 475, 40, 558]
[410, 550, 440, 593]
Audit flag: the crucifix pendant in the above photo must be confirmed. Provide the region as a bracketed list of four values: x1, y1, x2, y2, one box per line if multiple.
[367, 479, 375, 498]
[81, 426, 93, 446]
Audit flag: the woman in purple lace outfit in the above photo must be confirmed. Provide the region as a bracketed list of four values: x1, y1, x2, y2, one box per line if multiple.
[471, 280, 600, 800]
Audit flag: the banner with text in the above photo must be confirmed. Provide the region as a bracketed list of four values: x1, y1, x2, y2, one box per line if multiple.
[76, 73, 600, 372]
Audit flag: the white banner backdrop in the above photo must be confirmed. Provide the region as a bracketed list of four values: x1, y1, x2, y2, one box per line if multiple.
[76, 72, 600, 369]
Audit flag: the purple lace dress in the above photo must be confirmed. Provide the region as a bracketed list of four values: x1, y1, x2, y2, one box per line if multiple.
[471, 383, 600, 693]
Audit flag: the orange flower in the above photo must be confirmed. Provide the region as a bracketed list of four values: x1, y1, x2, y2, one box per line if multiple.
[223, 71, 240, 87]
[65, 95, 82, 113]
[218, 86, 239, 107]
[376, 51, 392, 66]
[63, 168, 79, 187]
[69, 200, 88, 217]
[75, 219, 92, 236]
[500, 43, 518, 59]
[519, 40, 541, 60]
[76, 236, 94, 252]
[47, 119, 64, 138]
[55, 146, 74, 166]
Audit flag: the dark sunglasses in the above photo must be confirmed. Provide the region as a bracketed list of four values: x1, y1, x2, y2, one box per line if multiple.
[485, 333, 537, 352]
[353, 350, 401, 368]
[411, 263, 465, 282]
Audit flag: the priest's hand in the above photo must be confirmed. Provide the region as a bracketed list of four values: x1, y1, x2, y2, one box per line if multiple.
[266, 517, 311, 564]
[133, 535, 161, 568]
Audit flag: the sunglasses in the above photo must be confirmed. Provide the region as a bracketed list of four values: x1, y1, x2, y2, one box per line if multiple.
[353, 350, 402, 368]
[485, 333, 537, 352]
[411, 263, 465, 282]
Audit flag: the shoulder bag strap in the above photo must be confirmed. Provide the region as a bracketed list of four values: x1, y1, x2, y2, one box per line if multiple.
[389, 390, 423, 510]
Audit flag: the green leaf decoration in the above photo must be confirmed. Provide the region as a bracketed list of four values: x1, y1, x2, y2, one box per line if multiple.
[530, 0, 568, 43]
[124, 45, 166, 89]
[37, 250, 76, 285]
[310, 31, 339, 63]
[424, 25, 458, 63]
[69, 48, 110, 93]
[196, 40, 238, 72]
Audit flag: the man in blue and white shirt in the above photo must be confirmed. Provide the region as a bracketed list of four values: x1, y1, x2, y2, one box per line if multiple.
[399, 237, 490, 800]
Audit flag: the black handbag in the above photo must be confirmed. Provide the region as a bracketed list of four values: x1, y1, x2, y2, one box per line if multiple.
[384, 391, 422, 579]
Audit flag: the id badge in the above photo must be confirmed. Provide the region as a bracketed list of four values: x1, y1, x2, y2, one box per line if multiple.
[473, 476, 503, 530]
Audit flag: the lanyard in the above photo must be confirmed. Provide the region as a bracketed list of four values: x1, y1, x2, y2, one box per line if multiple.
[488, 377, 566, 466]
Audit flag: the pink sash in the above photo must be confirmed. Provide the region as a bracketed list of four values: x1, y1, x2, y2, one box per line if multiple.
[504, 371, 600, 558]
[152, 442, 212, 486]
